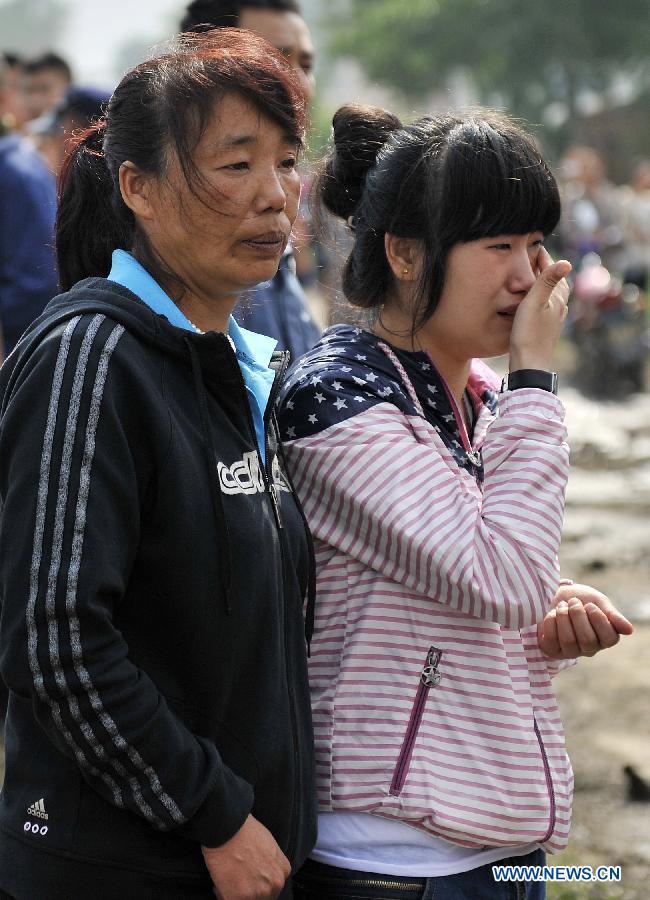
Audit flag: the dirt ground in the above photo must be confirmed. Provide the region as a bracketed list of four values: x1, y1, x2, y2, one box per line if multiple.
[549, 622, 650, 899]
[545, 520, 650, 900]
[545, 385, 650, 899]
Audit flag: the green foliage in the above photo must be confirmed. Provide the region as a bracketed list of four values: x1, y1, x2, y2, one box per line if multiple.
[331, 0, 650, 125]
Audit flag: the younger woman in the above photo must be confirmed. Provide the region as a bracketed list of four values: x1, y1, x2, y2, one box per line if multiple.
[277, 107, 631, 899]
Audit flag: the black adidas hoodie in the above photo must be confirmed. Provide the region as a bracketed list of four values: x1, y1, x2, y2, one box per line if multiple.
[0, 279, 317, 899]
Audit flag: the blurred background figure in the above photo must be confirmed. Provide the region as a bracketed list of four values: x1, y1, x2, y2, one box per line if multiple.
[30, 85, 109, 175]
[558, 146, 647, 398]
[559, 146, 625, 272]
[0, 53, 27, 133]
[0, 55, 58, 364]
[0, 47, 59, 723]
[21, 51, 72, 121]
[619, 158, 650, 293]
[181, 0, 315, 101]
[181, 0, 323, 359]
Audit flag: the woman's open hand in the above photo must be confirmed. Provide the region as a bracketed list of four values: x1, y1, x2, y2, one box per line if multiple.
[509, 247, 571, 373]
[537, 582, 634, 660]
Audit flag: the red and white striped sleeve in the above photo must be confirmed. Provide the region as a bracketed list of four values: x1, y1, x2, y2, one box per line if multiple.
[284, 386, 569, 631]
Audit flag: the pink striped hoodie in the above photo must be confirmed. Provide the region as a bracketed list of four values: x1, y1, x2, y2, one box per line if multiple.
[277, 325, 573, 853]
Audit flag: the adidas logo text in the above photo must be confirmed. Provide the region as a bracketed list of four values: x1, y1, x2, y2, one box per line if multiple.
[217, 451, 291, 496]
[27, 798, 48, 820]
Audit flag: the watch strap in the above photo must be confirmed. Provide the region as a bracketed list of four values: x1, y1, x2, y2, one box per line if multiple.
[501, 369, 558, 394]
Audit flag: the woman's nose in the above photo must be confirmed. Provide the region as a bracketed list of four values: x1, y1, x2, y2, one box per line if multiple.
[508, 250, 537, 294]
[255, 168, 288, 213]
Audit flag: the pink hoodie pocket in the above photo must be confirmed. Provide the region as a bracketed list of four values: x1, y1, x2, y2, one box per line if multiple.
[389, 646, 443, 797]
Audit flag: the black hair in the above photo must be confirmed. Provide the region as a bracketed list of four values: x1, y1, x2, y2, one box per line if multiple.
[56, 30, 306, 292]
[181, 0, 301, 32]
[1, 52, 22, 69]
[320, 105, 561, 330]
[22, 52, 72, 82]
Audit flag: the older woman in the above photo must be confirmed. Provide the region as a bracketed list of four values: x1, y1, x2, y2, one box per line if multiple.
[0, 31, 315, 900]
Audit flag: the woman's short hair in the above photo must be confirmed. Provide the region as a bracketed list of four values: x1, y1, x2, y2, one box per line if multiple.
[320, 106, 561, 329]
[57, 30, 306, 292]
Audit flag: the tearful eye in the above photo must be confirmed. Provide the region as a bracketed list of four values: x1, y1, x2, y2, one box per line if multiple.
[226, 162, 249, 171]
[282, 158, 297, 170]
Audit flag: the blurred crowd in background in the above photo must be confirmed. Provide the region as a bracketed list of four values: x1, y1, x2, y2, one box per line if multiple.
[2, 25, 650, 393]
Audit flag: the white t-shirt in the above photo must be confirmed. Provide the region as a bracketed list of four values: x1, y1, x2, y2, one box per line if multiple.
[312, 812, 538, 877]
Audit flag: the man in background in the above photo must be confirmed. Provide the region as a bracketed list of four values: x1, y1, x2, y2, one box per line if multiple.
[181, 0, 322, 360]
[0, 57, 58, 728]
[0, 53, 26, 134]
[22, 51, 72, 121]
[30, 85, 109, 176]
[0, 57, 58, 362]
[182, 0, 314, 102]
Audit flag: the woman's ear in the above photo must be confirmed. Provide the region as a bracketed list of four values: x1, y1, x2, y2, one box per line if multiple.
[385, 234, 422, 282]
[119, 161, 154, 221]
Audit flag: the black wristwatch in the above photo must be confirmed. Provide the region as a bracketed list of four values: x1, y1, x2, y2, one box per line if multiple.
[501, 369, 558, 394]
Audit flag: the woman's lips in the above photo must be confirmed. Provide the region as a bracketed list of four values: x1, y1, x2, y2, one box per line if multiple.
[241, 232, 287, 256]
[498, 304, 519, 317]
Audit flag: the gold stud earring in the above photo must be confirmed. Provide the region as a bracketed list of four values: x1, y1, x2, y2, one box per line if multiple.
[402, 267, 409, 276]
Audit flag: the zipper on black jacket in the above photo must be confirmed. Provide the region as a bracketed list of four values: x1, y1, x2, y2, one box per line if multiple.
[264, 352, 290, 430]
[220, 340, 283, 492]
[263, 353, 291, 530]
[263, 353, 303, 862]
[222, 341, 301, 861]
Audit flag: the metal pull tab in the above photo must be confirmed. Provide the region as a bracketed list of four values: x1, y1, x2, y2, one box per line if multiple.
[421, 646, 443, 687]
[268, 482, 284, 529]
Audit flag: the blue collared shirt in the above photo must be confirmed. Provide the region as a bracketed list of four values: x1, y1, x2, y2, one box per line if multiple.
[108, 249, 277, 464]
[234, 248, 321, 359]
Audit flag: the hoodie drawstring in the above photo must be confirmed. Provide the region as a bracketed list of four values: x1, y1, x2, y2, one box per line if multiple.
[185, 337, 233, 615]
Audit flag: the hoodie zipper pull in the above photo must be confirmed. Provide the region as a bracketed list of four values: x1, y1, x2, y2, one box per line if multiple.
[268, 482, 284, 529]
[421, 647, 443, 686]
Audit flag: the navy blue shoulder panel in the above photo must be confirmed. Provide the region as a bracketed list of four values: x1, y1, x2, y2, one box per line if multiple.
[277, 325, 419, 441]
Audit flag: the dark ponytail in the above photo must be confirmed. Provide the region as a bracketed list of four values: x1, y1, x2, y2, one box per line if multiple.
[57, 122, 134, 291]
[317, 104, 402, 315]
[320, 104, 402, 221]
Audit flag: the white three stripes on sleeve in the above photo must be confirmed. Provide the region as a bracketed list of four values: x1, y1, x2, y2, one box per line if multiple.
[26, 315, 185, 828]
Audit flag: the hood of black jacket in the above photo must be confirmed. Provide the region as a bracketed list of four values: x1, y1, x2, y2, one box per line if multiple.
[11, 277, 253, 394]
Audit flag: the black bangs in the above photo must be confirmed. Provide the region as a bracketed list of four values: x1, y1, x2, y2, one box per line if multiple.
[439, 118, 561, 243]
